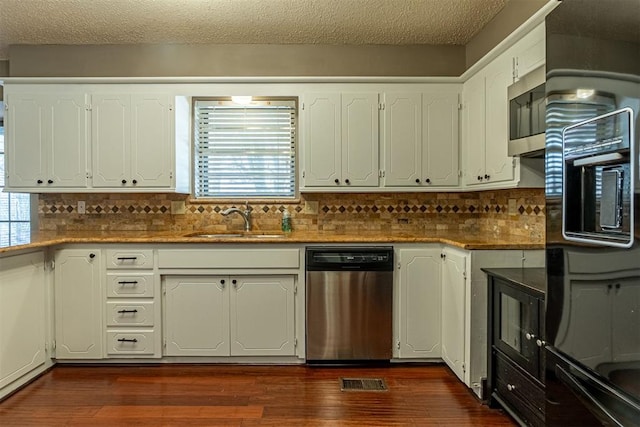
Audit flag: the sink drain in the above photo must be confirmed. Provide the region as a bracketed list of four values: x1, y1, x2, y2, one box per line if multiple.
[340, 378, 388, 391]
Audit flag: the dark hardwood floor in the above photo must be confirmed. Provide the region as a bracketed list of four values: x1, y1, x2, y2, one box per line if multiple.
[0, 364, 515, 426]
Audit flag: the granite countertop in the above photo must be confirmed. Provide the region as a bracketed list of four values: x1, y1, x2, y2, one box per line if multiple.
[0, 229, 544, 255]
[482, 267, 547, 295]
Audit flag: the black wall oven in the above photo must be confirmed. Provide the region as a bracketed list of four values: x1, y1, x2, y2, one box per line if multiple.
[544, 1, 640, 425]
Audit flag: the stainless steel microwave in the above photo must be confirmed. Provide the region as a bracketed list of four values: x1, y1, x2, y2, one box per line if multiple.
[508, 65, 546, 157]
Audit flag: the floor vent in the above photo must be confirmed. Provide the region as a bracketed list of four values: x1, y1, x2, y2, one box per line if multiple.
[340, 378, 388, 391]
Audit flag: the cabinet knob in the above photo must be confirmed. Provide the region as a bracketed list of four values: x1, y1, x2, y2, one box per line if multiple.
[345, 179, 350, 185]
[37, 179, 43, 184]
[232, 279, 237, 285]
[47, 179, 53, 184]
[484, 174, 490, 180]
[525, 332, 535, 341]
[334, 179, 340, 185]
[415, 178, 420, 184]
[507, 384, 516, 391]
[132, 179, 138, 184]
[477, 176, 483, 181]
[89, 253, 96, 259]
[536, 339, 546, 348]
[121, 179, 127, 184]
[425, 178, 431, 184]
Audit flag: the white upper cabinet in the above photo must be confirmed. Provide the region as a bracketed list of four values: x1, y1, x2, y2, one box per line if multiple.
[341, 93, 380, 187]
[3, 85, 188, 193]
[92, 93, 173, 189]
[382, 92, 422, 186]
[383, 91, 460, 187]
[511, 23, 545, 81]
[5, 93, 88, 190]
[303, 92, 378, 188]
[462, 22, 545, 189]
[422, 92, 460, 186]
[463, 56, 514, 187]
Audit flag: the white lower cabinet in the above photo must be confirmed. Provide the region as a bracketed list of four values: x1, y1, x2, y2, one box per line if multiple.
[54, 249, 103, 359]
[0, 251, 47, 390]
[441, 247, 467, 381]
[164, 275, 296, 357]
[395, 247, 442, 358]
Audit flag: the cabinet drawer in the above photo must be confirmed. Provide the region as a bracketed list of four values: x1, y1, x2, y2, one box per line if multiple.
[107, 273, 155, 297]
[494, 351, 545, 424]
[106, 302, 154, 326]
[106, 331, 155, 355]
[106, 250, 154, 269]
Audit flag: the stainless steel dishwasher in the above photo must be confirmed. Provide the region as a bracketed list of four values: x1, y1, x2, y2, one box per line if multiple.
[305, 247, 394, 362]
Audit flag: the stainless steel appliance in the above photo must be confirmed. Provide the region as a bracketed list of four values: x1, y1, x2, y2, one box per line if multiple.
[508, 65, 546, 157]
[545, 1, 640, 425]
[305, 247, 393, 362]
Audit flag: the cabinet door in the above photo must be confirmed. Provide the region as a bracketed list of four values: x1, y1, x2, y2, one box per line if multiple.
[441, 248, 467, 381]
[423, 92, 459, 186]
[54, 249, 103, 359]
[230, 276, 295, 356]
[558, 280, 612, 367]
[91, 94, 131, 187]
[513, 23, 545, 80]
[484, 55, 514, 184]
[396, 248, 441, 358]
[0, 252, 46, 388]
[341, 93, 379, 187]
[5, 94, 47, 188]
[382, 92, 422, 186]
[462, 74, 486, 186]
[164, 276, 229, 356]
[48, 94, 89, 187]
[612, 279, 640, 363]
[131, 94, 173, 188]
[302, 94, 341, 186]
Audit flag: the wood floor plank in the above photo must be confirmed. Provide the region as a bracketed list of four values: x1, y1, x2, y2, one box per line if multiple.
[0, 364, 515, 426]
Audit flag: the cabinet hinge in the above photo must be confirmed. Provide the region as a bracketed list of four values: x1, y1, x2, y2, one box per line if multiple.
[397, 262, 401, 270]
[170, 171, 174, 179]
[301, 103, 305, 110]
[86, 104, 92, 111]
[458, 103, 463, 110]
[463, 271, 467, 279]
[169, 104, 174, 111]
[52, 340, 56, 351]
[4, 103, 8, 111]
[458, 170, 462, 178]
[294, 338, 298, 348]
[163, 339, 167, 348]
[379, 103, 385, 110]
[463, 363, 466, 373]
[294, 284, 298, 295]
[397, 341, 401, 350]
[50, 260, 55, 270]
[302, 170, 305, 179]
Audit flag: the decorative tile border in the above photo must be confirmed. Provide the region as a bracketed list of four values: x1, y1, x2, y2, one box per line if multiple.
[40, 201, 545, 216]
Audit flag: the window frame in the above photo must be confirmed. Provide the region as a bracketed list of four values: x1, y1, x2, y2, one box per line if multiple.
[191, 96, 299, 201]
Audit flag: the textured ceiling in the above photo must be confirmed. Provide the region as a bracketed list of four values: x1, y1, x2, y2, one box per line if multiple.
[0, 0, 510, 60]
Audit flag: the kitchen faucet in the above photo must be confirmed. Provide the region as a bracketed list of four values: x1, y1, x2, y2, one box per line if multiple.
[220, 201, 252, 232]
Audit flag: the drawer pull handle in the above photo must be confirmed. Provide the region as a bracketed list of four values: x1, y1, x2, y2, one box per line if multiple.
[117, 257, 138, 261]
[118, 280, 139, 285]
[507, 384, 516, 391]
[117, 338, 138, 343]
[117, 309, 138, 314]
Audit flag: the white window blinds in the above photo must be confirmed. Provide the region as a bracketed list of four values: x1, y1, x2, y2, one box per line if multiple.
[194, 99, 297, 198]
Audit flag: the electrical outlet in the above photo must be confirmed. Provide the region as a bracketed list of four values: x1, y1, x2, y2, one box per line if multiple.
[77, 201, 86, 214]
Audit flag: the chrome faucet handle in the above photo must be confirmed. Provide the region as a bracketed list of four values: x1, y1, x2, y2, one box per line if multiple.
[244, 201, 252, 212]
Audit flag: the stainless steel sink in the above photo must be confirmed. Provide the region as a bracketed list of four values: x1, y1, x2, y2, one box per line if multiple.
[185, 232, 285, 239]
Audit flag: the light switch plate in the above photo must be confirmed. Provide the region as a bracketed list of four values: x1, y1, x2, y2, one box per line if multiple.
[77, 201, 86, 214]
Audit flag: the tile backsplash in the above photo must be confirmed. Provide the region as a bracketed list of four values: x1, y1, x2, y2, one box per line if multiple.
[38, 188, 545, 242]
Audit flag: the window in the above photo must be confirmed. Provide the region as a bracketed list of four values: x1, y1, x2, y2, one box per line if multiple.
[0, 115, 31, 246]
[193, 98, 297, 198]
